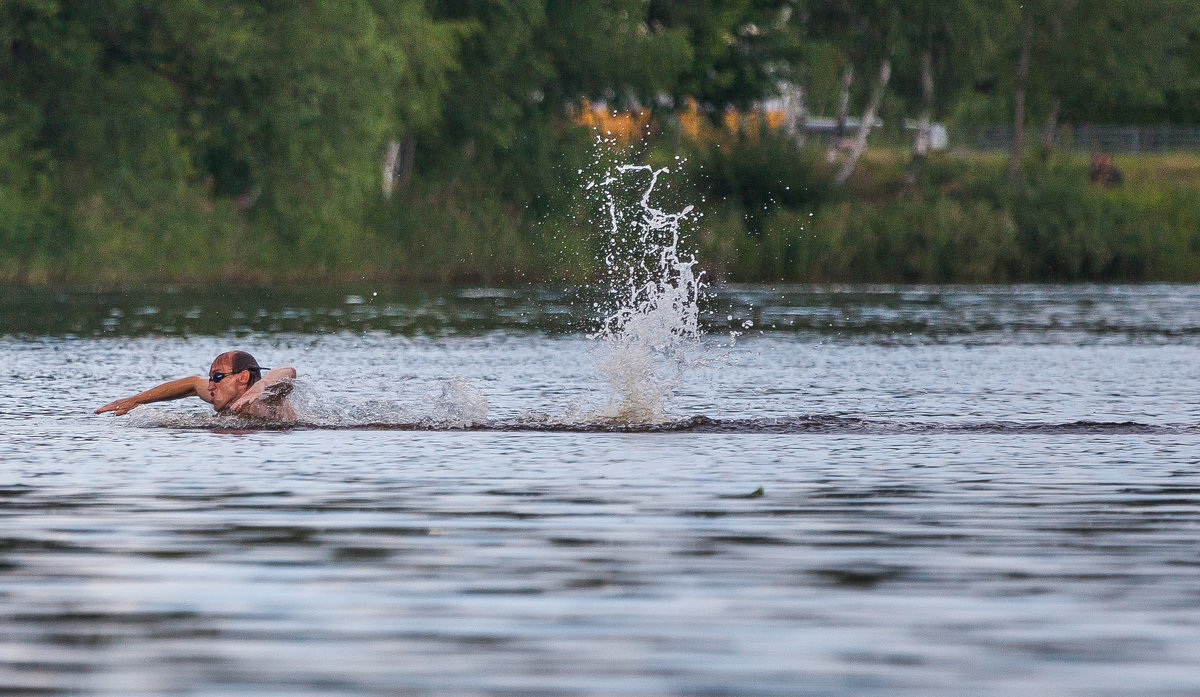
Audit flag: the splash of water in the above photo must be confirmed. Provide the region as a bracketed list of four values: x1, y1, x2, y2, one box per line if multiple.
[587, 164, 704, 423]
[287, 378, 489, 428]
[127, 378, 489, 429]
[124, 161, 702, 430]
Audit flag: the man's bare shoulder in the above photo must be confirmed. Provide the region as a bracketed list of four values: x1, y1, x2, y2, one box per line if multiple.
[236, 399, 296, 421]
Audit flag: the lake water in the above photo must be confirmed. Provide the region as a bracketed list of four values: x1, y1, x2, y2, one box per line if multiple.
[3, 283, 1200, 696]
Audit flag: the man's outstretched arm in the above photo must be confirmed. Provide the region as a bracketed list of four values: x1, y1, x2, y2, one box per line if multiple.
[95, 376, 210, 415]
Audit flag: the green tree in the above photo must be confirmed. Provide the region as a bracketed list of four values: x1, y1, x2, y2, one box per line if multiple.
[886, 0, 1009, 181]
[421, 0, 694, 212]
[647, 0, 805, 110]
[1, 0, 462, 272]
[991, 0, 1200, 181]
[1043, 0, 1200, 129]
[541, 0, 692, 108]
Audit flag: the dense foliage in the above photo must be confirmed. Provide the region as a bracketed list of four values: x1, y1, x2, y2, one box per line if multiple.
[2, 0, 1200, 283]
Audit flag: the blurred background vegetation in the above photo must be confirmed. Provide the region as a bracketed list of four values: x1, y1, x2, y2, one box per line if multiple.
[4, 0, 1200, 285]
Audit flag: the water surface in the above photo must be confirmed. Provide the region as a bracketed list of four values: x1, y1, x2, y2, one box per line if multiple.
[2, 284, 1199, 696]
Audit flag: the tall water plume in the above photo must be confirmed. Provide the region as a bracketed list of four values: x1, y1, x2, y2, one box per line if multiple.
[588, 164, 704, 423]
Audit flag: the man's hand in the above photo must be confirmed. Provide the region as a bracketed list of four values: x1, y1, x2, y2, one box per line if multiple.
[229, 389, 260, 414]
[230, 376, 294, 414]
[94, 397, 141, 415]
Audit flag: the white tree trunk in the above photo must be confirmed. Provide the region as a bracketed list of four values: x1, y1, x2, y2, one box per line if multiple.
[834, 58, 891, 187]
[382, 140, 401, 198]
[382, 137, 416, 198]
[782, 82, 808, 148]
[827, 64, 853, 163]
[1008, 9, 1032, 185]
[905, 47, 934, 186]
[1040, 6, 1066, 151]
[1040, 94, 1061, 150]
[913, 48, 934, 159]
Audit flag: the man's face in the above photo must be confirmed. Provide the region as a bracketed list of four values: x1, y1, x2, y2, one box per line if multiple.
[207, 356, 250, 412]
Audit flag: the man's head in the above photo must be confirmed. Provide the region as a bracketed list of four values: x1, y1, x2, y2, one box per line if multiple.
[207, 351, 263, 412]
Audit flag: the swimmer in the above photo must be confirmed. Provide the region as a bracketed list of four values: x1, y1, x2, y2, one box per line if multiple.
[95, 350, 297, 420]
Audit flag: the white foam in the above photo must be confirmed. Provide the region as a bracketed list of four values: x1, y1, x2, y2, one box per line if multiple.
[288, 378, 488, 428]
[126, 377, 489, 429]
[587, 164, 704, 424]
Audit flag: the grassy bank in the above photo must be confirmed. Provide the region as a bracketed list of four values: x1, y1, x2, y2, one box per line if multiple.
[5, 143, 1200, 286]
[701, 149, 1200, 283]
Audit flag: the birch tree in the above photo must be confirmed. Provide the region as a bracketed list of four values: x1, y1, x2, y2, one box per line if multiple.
[826, 2, 897, 187]
[833, 55, 890, 186]
[891, 0, 1004, 183]
[1007, 3, 1032, 185]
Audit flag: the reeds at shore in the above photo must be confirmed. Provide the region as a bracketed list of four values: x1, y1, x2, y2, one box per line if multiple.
[5, 142, 1199, 286]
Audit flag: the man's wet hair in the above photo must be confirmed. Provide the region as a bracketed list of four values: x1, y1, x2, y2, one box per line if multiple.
[227, 351, 264, 387]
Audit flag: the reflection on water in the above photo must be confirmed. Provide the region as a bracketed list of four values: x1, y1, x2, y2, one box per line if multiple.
[3, 284, 1200, 695]
[7, 283, 1200, 340]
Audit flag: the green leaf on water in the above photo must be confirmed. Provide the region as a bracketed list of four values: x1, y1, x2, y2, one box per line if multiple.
[719, 486, 765, 499]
